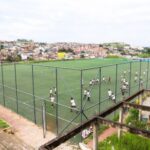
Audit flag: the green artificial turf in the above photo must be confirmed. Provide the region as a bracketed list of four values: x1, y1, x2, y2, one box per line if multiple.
[0, 58, 149, 133]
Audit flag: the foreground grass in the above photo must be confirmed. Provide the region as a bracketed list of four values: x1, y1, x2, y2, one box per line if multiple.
[99, 133, 150, 150]
[0, 119, 9, 128]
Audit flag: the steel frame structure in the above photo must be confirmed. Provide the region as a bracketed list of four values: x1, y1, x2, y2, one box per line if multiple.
[39, 89, 150, 150]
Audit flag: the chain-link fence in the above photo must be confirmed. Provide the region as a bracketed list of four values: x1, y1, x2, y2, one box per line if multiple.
[0, 60, 150, 137]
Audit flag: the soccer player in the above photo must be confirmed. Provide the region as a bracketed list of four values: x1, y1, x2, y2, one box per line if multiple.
[49, 88, 53, 97]
[125, 81, 129, 87]
[70, 97, 77, 113]
[140, 80, 144, 88]
[87, 90, 91, 101]
[96, 78, 99, 84]
[122, 78, 126, 84]
[135, 71, 138, 76]
[102, 76, 106, 83]
[83, 89, 87, 100]
[140, 76, 143, 81]
[92, 79, 96, 85]
[108, 89, 112, 100]
[111, 93, 116, 103]
[121, 84, 127, 96]
[123, 71, 127, 77]
[82, 79, 84, 86]
[89, 80, 93, 86]
[134, 76, 138, 82]
[108, 76, 111, 84]
[143, 71, 146, 75]
[50, 95, 55, 107]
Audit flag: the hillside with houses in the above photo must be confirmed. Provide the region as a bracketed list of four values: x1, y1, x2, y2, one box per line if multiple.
[0, 39, 146, 62]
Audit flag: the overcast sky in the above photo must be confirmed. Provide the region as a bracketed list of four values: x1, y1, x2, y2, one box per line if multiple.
[0, 0, 150, 46]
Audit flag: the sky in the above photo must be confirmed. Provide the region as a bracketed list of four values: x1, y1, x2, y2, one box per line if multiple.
[0, 0, 150, 46]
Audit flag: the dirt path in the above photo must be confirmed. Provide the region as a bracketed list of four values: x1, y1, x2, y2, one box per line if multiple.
[87, 127, 117, 149]
[0, 131, 33, 150]
[0, 105, 56, 149]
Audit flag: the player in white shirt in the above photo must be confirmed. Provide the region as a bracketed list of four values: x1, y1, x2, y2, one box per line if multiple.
[123, 78, 126, 84]
[111, 93, 116, 103]
[135, 71, 138, 76]
[50, 96, 55, 107]
[134, 76, 138, 82]
[89, 80, 93, 86]
[83, 89, 87, 99]
[121, 84, 127, 96]
[49, 89, 53, 97]
[102, 76, 106, 83]
[92, 79, 96, 85]
[140, 76, 143, 80]
[140, 80, 144, 88]
[70, 97, 77, 112]
[108, 76, 111, 84]
[96, 78, 99, 84]
[108, 89, 112, 100]
[143, 71, 146, 75]
[125, 81, 129, 87]
[123, 71, 127, 77]
[82, 79, 84, 86]
[87, 90, 91, 101]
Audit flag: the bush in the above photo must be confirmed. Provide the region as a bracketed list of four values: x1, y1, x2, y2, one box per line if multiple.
[126, 108, 139, 125]
[0, 119, 9, 128]
[99, 133, 150, 150]
[125, 108, 149, 130]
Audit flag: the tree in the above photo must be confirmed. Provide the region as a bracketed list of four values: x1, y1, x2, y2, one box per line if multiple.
[0, 45, 4, 50]
[15, 55, 21, 62]
[6, 55, 14, 62]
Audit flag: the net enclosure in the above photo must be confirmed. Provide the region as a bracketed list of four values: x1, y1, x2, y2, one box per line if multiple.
[0, 58, 149, 136]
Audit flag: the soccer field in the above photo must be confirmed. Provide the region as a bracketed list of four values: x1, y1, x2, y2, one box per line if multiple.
[0, 58, 149, 135]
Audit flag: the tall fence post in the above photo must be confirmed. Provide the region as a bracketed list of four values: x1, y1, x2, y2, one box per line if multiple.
[1, 62, 5, 106]
[55, 68, 59, 135]
[99, 67, 101, 113]
[93, 121, 98, 150]
[32, 65, 36, 124]
[118, 106, 124, 139]
[42, 101, 46, 138]
[146, 60, 149, 89]
[14, 63, 18, 113]
[80, 69, 83, 141]
[129, 62, 132, 96]
[115, 64, 118, 103]
[139, 60, 142, 90]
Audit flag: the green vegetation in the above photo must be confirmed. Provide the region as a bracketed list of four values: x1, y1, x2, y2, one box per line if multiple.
[138, 47, 150, 58]
[99, 133, 150, 150]
[106, 55, 121, 58]
[138, 53, 150, 58]
[126, 108, 150, 130]
[6, 55, 21, 62]
[58, 48, 74, 54]
[113, 113, 119, 122]
[0, 119, 9, 128]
